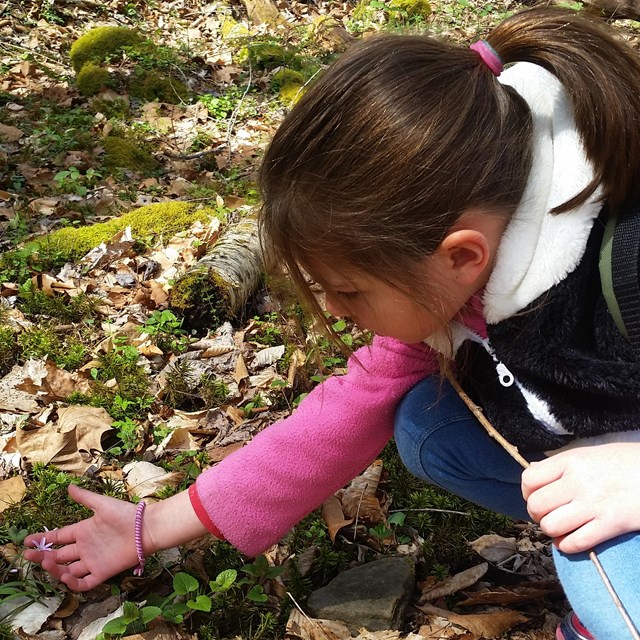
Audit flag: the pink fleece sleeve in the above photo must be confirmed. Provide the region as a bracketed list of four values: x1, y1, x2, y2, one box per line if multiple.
[190, 335, 438, 556]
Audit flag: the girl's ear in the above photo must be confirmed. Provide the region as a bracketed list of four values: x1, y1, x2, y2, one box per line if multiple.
[436, 228, 493, 287]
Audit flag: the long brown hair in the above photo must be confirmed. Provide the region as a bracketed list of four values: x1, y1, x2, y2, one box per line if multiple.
[259, 7, 640, 328]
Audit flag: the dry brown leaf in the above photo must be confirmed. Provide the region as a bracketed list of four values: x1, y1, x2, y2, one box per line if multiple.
[341, 460, 386, 523]
[233, 353, 249, 384]
[147, 280, 169, 305]
[419, 563, 488, 602]
[54, 593, 80, 619]
[201, 345, 234, 358]
[253, 345, 286, 368]
[17, 360, 92, 401]
[418, 603, 528, 638]
[205, 441, 244, 462]
[321, 495, 354, 543]
[123, 461, 185, 498]
[0, 475, 26, 513]
[457, 581, 560, 607]
[225, 405, 246, 426]
[157, 427, 198, 452]
[468, 534, 518, 563]
[16, 406, 113, 474]
[285, 608, 351, 640]
[0, 123, 24, 141]
[122, 622, 197, 640]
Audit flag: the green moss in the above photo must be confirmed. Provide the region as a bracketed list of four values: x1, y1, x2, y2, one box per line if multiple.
[89, 96, 129, 119]
[220, 16, 250, 39]
[240, 42, 296, 71]
[76, 63, 113, 97]
[169, 268, 230, 328]
[43, 202, 219, 261]
[270, 68, 305, 92]
[0, 325, 17, 376]
[69, 26, 142, 73]
[388, 0, 432, 18]
[102, 136, 159, 172]
[128, 69, 190, 103]
[278, 83, 305, 105]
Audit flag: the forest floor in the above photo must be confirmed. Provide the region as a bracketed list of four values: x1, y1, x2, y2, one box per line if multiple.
[1, 1, 639, 639]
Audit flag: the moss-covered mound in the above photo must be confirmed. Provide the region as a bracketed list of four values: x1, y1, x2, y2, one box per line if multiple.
[45, 202, 219, 261]
[76, 63, 113, 97]
[70, 26, 142, 73]
[241, 42, 297, 71]
[102, 136, 159, 172]
[270, 68, 306, 105]
[270, 68, 305, 92]
[128, 70, 190, 104]
[389, 0, 432, 17]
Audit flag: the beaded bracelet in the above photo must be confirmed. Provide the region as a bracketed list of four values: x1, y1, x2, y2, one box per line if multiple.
[133, 500, 146, 577]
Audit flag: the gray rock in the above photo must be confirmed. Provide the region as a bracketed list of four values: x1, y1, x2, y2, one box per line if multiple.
[306, 557, 415, 635]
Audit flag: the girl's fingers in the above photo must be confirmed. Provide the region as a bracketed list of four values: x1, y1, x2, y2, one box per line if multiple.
[67, 484, 104, 511]
[62, 572, 101, 593]
[538, 502, 592, 539]
[525, 481, 570, 521]
[63, 560, 90, 579]
[50, 543, 79, 565]
[521, 457, 565, 499]
[554, 520, 607, 554]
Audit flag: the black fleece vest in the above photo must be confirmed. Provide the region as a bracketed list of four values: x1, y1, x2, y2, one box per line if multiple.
[457, 212, 640, 452]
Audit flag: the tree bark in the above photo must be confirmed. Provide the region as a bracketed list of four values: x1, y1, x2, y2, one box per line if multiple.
[169, 216, 263, 328]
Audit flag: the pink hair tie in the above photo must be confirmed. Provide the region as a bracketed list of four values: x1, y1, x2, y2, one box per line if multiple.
[133, 500, 146, 577]
[470, 40, 503, 77]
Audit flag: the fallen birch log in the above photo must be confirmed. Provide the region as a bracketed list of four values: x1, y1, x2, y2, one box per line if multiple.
[169, 216, 264, 327]
[582, 0, 640, 19]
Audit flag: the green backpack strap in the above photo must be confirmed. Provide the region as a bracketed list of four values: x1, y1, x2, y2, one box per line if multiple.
[599, 206, 640, 356]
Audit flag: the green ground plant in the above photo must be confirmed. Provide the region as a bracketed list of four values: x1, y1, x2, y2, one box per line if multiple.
[17, 282, 99, 323]
[162, 360, 228, 410]
[0, 326, 17, 376]
[380, 442, 513, 575]
[143, 309, 189, 354]
[0, 465, 92, 536]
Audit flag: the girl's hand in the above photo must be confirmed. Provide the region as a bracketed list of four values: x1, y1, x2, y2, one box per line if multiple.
[23, 484, 210, 592]
[521, 443, 640, 554]
[23, 484, 141, 592]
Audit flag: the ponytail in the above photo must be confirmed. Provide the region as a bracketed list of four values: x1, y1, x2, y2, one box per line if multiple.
[487, 8, 640, 213]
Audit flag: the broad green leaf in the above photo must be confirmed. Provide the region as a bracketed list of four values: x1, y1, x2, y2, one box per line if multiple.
[102, 617, 128, 635]
[388, 512, 406, 526]
[332, 319, 347, 332]
[140, 606, 163, 625]
[173, 572, 199, 595]
[122, 601, 140, 624]
[187, 595, 212, 612]
[246, 584, 268, 603]
[214, 569, 237, 591]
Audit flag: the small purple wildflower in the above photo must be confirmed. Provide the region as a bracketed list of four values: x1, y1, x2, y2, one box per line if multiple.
[32, 537, 54, 551]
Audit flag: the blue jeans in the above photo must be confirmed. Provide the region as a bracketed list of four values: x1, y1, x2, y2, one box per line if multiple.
[394, 377, 640, 640]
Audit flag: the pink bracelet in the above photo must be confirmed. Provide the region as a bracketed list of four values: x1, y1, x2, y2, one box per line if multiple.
[133, 500, 146, 577]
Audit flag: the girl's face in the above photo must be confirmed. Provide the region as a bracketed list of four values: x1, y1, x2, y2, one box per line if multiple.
[317, 260, 473, 344]
[309, 209, 505, 342]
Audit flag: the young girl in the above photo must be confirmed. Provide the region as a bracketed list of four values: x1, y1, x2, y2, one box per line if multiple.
[24, 7, 640, 639]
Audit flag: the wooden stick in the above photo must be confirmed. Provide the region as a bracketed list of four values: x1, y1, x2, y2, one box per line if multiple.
[445, 371, 640, 640]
